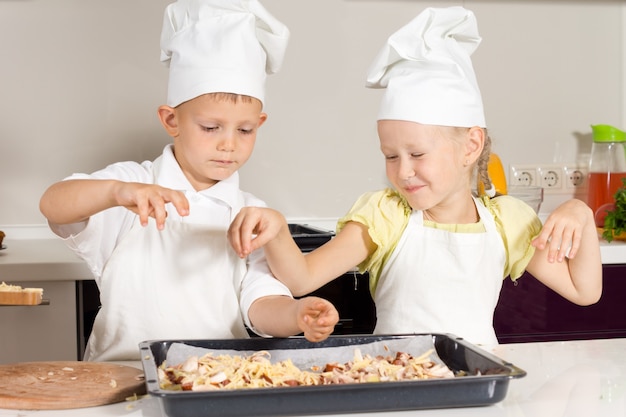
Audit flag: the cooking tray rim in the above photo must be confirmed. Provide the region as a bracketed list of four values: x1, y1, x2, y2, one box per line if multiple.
[139, 333, 526, 416]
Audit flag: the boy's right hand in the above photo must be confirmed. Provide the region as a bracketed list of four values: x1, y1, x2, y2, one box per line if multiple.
[297, 296, 339, 343]
[228, 207, 288, 258]
[115, 182, 189, 230]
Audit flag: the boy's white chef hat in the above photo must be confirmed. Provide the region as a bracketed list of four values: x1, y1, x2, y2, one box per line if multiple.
[366, 6, 485, 128]
[160, 0, 290, 108]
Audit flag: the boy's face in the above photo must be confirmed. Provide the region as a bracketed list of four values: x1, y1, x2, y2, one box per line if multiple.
[159, 94, 266, 191]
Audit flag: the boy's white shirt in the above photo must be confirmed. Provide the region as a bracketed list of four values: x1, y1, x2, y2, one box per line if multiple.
[374, 197, 505, 346]
[50, 144, 291, 361]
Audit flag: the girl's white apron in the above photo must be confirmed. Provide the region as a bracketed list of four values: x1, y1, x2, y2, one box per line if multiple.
[374, 198, 505, 345]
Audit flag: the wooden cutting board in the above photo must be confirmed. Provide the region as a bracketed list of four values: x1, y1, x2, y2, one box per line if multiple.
[0, 361, 146, 410]
[0, 291, 43, 306]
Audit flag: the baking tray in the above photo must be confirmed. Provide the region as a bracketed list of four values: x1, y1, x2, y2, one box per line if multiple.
[140, 334, 525, 417]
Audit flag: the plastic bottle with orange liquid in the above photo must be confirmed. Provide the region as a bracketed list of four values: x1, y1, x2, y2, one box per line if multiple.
[588, 124, 626, 226]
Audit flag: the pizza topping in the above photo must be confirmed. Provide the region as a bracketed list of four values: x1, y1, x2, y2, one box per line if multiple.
[158, 348, 454, 391]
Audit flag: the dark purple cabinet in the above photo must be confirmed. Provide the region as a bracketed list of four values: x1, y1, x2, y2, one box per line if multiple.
[494, 264, 626, 343]
[309, 264, 626, 342]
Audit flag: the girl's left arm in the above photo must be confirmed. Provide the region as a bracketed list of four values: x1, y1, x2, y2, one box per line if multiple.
[526, 199, 602, 305]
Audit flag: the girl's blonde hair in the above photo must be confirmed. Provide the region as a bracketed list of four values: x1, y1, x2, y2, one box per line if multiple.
[448, 126, 493, 195]
[476, 130, 493, 195]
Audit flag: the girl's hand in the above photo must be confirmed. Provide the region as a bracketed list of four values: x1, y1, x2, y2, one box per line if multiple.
[115, 182, 189, 229]
[296, 297, 339, 342]
[531, 199, 593, 262]
[228, 207, 288, 258]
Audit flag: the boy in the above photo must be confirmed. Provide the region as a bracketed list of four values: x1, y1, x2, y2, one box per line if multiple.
[39, 0, 338, 361]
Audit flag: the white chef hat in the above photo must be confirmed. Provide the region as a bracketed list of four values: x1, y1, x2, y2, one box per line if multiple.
[366, 6, 485, 128]
[160, 0, 290, 108]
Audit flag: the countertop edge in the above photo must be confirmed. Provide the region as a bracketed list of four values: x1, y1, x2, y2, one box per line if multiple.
[0, 221, 624, 284]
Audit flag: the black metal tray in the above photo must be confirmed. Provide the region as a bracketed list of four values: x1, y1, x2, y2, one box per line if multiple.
[140, 334, 525, 417]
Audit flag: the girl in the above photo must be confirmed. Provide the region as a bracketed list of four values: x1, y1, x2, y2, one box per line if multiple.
[228, 6, 602, 346]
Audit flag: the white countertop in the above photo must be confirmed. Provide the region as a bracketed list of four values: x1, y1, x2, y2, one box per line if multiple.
[0, 238, 92, 282]
[0, 337, 624, 417]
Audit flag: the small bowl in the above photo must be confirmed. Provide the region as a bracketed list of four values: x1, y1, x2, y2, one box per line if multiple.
[508, 186, 544, 213]
[597, 227, 626, 242]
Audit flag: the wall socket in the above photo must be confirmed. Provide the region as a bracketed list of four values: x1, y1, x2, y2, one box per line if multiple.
[564, 165, 587, 189]
[510, 164, 588, 193]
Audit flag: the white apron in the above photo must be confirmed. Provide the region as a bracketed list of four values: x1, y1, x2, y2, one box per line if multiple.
[373, 197, 505, 345]
[84, 218, 249, 361]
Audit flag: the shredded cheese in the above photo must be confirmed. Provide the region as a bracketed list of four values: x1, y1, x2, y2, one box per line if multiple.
[158, 348, 454, 391]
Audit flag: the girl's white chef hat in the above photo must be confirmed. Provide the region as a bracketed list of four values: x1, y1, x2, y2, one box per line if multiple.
[366, 6, 485, 128]
[160, 0, 290, 108]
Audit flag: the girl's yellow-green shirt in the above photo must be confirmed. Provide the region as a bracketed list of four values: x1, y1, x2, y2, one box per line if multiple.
[337, 189, 543, 295]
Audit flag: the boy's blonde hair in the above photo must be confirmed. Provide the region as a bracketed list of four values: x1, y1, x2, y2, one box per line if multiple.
[205, 92, 256, 105]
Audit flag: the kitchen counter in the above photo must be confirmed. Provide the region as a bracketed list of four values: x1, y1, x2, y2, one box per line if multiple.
[598, 240, 626, 264]
[0, 337, 624, 417]
[0, 238, 92, 282]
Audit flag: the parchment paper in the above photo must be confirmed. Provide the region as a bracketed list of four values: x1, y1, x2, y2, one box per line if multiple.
[164, 335, 446, 371]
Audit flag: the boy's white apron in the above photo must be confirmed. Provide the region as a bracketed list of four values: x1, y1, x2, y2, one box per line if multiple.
[374, 198, 505, 345]
[84, 222, 249, 362]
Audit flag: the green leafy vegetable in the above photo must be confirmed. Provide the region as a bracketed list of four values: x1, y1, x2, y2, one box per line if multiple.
[602, 177, 626, 243]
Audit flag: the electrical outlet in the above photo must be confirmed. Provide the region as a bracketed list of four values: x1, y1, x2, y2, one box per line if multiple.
[564, 165, 588, 189]
[509, 165, 539, 187]
[538, 165, 564, 193]
[510, 163, 588, 197]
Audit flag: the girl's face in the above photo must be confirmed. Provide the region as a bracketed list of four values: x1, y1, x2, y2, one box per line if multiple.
[159, 94, 266, 191]
[379, 121, 478, 221]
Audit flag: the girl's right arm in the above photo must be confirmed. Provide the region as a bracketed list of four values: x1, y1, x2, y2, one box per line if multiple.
[40, 179, 189, 230]
[229, 207, 374, 296]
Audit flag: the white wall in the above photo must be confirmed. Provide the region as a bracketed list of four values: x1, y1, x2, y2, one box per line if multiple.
[0, 0, 623, 226]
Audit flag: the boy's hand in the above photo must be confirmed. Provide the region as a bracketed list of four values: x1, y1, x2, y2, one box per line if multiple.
[531, 199, 593, 262]
[115, 182, 189, 230]
[296, 297, 339, 343]
[228, 207, 288, 258]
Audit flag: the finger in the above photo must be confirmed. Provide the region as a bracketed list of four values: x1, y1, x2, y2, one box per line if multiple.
[227, 216, 245, 257]
[241, 215, 275, 255]
[545, 226, 564, 263]
[135, 199, 151, 227]
[169, 190, 190, 217]
[302, 309, 321, 321]
[149, 196, 168, 230]
[557, 223, 578, 261]
[238, 213, 261, 255]
[310, 305, 339, 327]
[531, 222, 554, 250]
[556, 227, 572, 262]
[304, 299, 328, 315]
[304, 330, 328, 343]
[567, 229, 582, 259]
